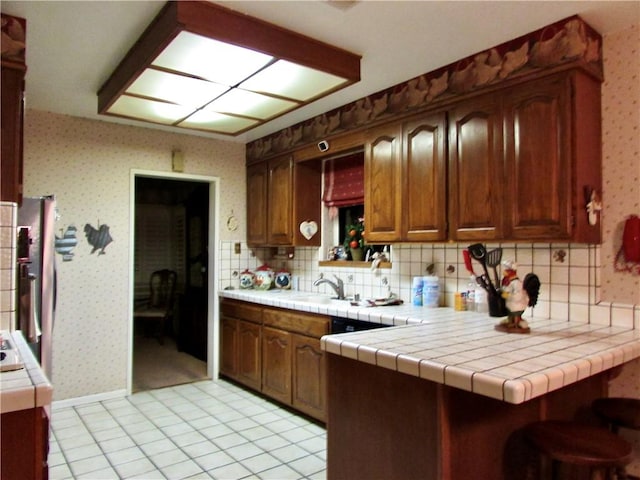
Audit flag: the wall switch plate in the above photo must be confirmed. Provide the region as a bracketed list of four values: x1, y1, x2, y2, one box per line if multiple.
[172, 150, 184, 172]
[234, 242, 241, 254]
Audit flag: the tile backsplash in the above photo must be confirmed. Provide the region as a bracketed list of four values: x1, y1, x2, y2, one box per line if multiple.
[0, 202, 17, 332]
[218, 241, 639, 329]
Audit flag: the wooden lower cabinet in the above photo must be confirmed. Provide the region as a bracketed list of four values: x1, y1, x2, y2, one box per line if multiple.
[261, 326, 291, 405]
[219, 300, 262, 390]
[220, 315, 238, 378]
[292, 334, 326, 420]
[220, 299, 328, 422]
[1, 407, 49, 480]
[237, 320, 261, 391]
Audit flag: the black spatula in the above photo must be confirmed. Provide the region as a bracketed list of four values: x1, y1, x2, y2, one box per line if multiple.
[486, 247, 502, 287]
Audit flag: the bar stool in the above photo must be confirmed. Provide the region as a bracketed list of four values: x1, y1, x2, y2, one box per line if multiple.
[592, 398, 640, 434]
[523, 420, 633, 480]
[592, 397, 640, 480]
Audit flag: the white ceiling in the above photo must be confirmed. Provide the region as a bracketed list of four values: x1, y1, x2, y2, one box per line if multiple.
[2, 1, 638, 144]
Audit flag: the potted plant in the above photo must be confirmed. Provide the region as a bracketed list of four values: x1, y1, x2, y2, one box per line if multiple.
[344, 216, 365, 261]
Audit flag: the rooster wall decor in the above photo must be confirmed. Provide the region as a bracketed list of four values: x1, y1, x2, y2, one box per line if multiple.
[84, 222, 113, 255]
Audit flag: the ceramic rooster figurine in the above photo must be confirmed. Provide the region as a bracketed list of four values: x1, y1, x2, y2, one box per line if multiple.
[497, 260, 541, 333]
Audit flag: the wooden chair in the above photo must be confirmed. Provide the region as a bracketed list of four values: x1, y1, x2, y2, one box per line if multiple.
[134, 269, 177, 345]
[523, 420, 633, 480]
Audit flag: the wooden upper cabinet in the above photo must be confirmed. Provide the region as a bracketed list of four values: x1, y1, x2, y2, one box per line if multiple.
[364, 123, 403, 242]
[403, 112, 448, 242]
[247, 155, 321, 247]
[292, 160, 322, 246]
[448, 96, 504, 241]
[503, 74, 571, 240]
[267, 155, 294, 245]
[1, 14, 26, 206]
[248, 68, 601, 245]
[1, 65, 25, 205]
[246, 162, 268, 245]
[365, 112, 448, 243]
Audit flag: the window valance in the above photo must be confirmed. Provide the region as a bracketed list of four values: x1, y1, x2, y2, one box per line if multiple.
[322, 153, 364, 218]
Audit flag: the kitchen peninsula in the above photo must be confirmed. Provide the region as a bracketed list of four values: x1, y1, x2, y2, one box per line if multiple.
[220, 290, 640, 479]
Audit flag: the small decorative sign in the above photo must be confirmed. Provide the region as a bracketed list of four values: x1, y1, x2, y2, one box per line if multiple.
[299, 220, 318, 240]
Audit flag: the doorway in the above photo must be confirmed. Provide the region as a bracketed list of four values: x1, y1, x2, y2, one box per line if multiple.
[129, 171, 218, 393]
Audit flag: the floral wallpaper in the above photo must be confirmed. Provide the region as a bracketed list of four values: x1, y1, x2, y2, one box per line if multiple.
[601, 23, 640, 304]
[22, 112, 245, 400]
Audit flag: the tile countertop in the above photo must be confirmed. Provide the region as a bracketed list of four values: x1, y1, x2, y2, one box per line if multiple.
[0, 330, 53, 414]
[219, 289, 640, 404]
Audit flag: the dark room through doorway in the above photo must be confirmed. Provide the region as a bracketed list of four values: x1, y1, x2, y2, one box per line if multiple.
[132, 176, 210, 392]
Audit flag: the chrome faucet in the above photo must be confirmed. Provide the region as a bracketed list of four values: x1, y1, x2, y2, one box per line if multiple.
[313, 274, 345, 300]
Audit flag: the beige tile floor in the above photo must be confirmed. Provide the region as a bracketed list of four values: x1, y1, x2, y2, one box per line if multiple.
[49, 380, 326, 479]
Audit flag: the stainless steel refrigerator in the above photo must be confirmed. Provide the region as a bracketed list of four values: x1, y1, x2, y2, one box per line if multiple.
[17, 195, 56, 380]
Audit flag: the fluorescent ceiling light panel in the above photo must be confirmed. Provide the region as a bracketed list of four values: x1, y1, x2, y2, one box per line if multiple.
[108, 95, 193, 124]
[179, 110, 259, 133]
[98, 1, 361, 136]
[203, 88, 298, 119]
[240, 60, 348, 101]
[126, 69, 228, 107]
[152, 31, 274, 85]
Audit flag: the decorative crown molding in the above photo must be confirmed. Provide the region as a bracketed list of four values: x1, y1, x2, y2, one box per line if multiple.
[247, 15, 602, 162]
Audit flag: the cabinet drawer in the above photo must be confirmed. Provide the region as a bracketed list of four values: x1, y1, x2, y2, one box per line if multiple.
[263, 308, 329, 338]
[220, 300, 263, 323]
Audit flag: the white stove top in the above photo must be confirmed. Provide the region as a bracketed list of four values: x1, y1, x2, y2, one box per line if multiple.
[0, 331, 25, 372]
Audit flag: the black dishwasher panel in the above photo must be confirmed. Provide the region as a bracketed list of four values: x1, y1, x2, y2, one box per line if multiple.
[330, 316, 392, 333]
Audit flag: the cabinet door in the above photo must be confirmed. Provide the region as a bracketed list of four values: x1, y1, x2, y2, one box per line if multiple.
[292, 160, 322, 246]
[219, 316, 238, 379]
[1, 407, 49, 480]
[237, 320, 261, 391]
[503, 75, 571, 240]
[292, 334, 326, 421]
[364, 123, 403, 242]
[262, 326, 291, 404]
[267, 156, 294, 245]
[403, 112, 448, 241]
[246, 162, 268, 245]
[448, 96, 504, 241]
[1, 66, 25, 204]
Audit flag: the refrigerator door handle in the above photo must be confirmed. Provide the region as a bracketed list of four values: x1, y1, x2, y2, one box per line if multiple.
[19, 268, 41, 343]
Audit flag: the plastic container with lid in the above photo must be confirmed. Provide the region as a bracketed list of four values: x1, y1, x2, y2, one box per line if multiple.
[422, 275, 440, 308]
[412, 276, 424, 306]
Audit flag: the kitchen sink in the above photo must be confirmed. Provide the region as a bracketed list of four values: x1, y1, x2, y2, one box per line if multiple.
[292, 295, 351, 306]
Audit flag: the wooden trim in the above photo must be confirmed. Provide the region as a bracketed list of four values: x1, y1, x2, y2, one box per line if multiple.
[177, 1, 360, 81]
[97, 2, 180, 113]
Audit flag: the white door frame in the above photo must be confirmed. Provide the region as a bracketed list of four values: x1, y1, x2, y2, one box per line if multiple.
[128, 169, 220, 394]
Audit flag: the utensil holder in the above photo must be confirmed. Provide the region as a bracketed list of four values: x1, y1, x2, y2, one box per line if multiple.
[488, 292, 507, 317]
